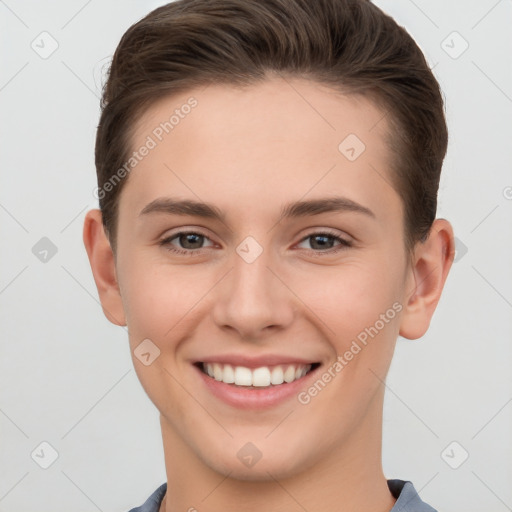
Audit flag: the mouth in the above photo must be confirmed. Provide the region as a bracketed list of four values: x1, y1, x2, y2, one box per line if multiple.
[195, 361, 321, 389]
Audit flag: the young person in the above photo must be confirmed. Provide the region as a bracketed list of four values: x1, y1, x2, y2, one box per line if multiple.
[83, 1, 455, 510]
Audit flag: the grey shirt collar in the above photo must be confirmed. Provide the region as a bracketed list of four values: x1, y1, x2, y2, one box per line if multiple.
[128, 479, 437, 512]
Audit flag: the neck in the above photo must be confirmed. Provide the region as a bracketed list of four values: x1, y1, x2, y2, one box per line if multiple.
[159, 389, 395, 512]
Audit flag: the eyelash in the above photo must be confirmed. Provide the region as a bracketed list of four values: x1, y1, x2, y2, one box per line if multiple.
[158, 229, 353, 256]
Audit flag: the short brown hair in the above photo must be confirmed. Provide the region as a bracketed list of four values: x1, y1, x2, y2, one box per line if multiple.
[95, 0, 447, 256]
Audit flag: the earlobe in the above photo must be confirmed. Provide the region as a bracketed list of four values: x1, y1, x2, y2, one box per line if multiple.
[399, 219, 455, 340]
[82, 209, 127, 326]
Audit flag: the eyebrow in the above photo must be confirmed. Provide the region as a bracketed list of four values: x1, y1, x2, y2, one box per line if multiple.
[139, 196, 375, 222]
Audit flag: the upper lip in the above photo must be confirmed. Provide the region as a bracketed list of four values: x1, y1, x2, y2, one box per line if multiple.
[195, 354, 319, 368]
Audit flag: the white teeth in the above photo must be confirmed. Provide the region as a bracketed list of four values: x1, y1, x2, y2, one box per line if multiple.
[283, 365, 296, 383]
[202, 362, 312, 387]
[222, 364, 235, 384]
[270, 366, 284, 385]
[234, 366, 252, 386]
[213, 363, 223, 381]
[252, 367, 271, 387]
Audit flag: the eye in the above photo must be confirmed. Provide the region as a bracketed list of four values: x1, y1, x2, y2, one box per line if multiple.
[159, 230, 215, 255]
[159, 229, 352, 256]
[296, 230, 352, 254]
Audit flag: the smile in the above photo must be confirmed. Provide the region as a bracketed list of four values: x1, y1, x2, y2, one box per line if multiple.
[200, 362, 317, 388]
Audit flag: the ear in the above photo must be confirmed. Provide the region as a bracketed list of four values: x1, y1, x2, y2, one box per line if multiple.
[399, 218, 455, 340]
[83, 209, 126, 326]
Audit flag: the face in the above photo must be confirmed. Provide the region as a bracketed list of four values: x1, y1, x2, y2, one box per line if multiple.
[112, 77, 414, 479]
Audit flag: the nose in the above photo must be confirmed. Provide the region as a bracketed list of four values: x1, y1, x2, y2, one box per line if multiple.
[211, 246, 295, 341]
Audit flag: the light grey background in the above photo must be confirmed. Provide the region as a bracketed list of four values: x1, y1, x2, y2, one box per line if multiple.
[1, 1, 511, 511]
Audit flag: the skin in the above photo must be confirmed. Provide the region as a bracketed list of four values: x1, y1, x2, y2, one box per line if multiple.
[83, 76, 454, 512]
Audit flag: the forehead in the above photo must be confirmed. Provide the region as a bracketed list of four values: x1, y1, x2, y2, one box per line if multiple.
[131, 77, 391, 157]
[121, 77, 400, 226]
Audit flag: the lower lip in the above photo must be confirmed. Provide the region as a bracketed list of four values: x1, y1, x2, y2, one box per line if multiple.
[194, 364, 320, 409]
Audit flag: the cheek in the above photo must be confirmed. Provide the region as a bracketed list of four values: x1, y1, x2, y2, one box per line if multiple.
[118, 258, 206, 413]
[294, 259, 402, 340]
[119, 256, 214, 344]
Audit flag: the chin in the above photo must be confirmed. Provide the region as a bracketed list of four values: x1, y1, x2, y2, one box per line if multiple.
[200, 443, 313, 482]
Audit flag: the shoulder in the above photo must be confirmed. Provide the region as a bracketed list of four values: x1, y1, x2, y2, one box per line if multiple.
[388, 479, 438, 512]
[127, 483, 167, 512]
